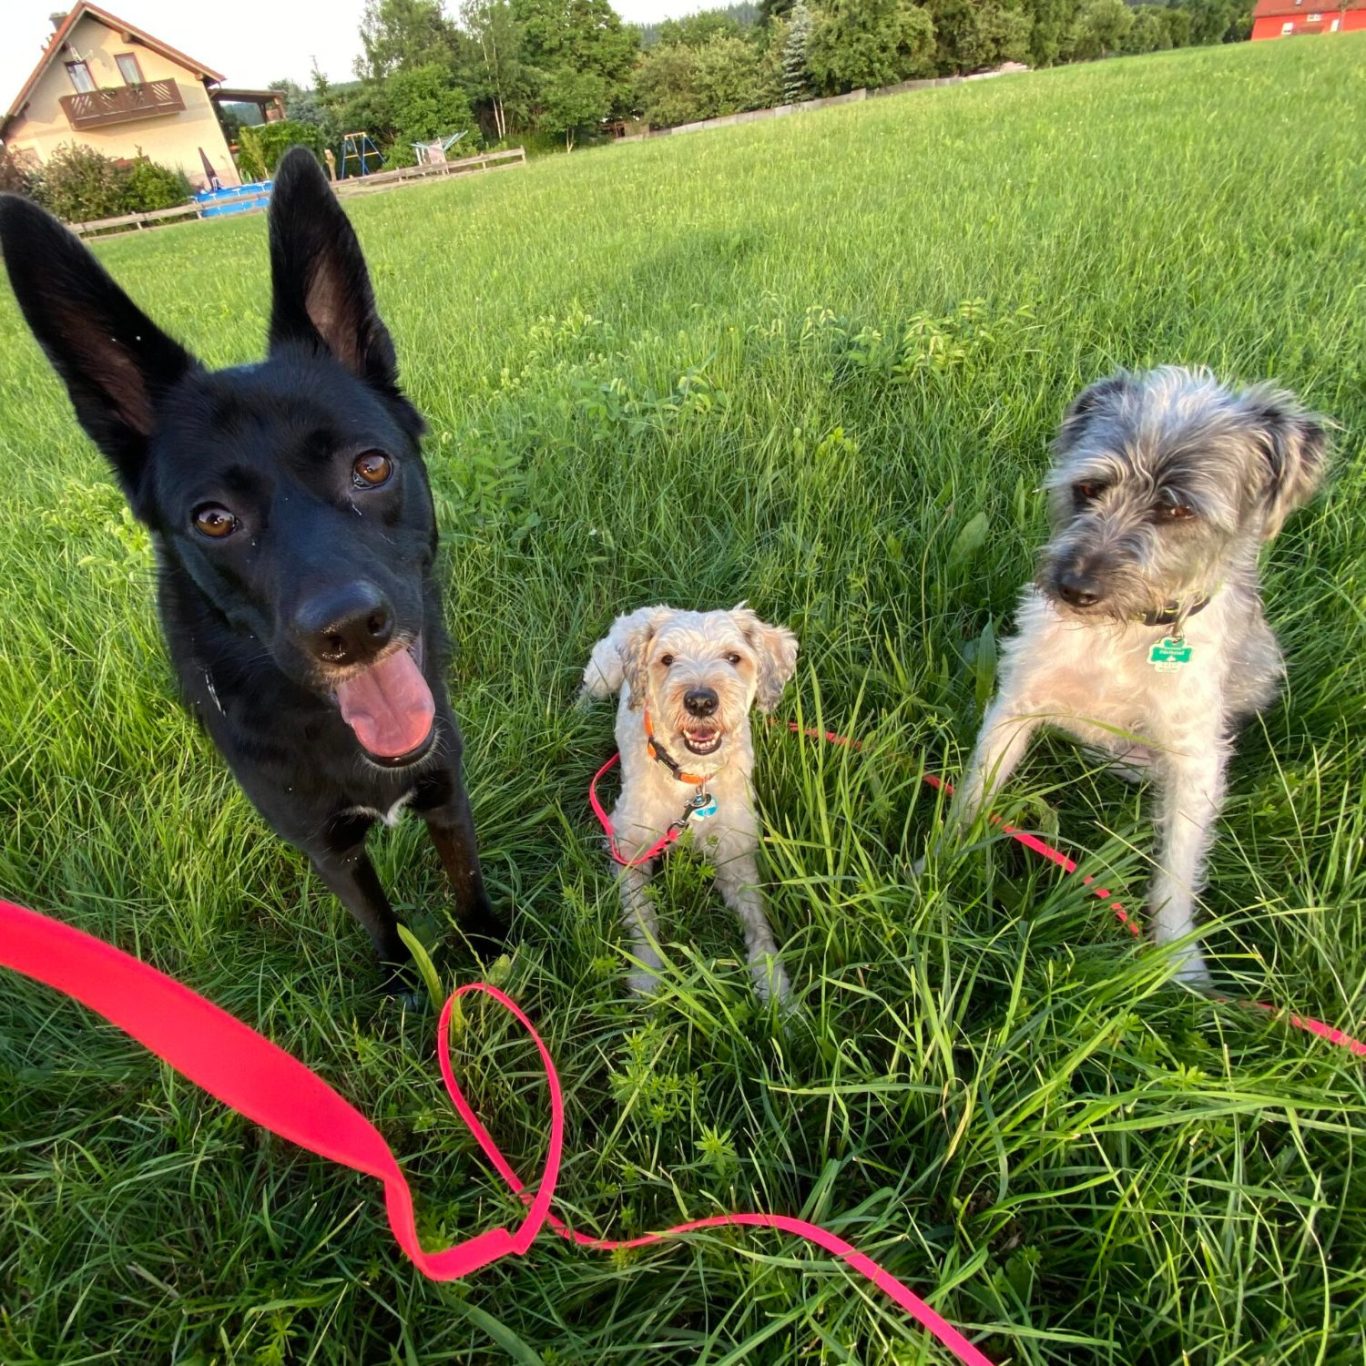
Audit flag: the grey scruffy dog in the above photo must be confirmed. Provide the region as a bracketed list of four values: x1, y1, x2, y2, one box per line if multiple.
[946, 366, 1327, 984]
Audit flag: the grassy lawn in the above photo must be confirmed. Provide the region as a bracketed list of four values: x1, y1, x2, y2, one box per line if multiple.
[1, 34, 1364, 1364]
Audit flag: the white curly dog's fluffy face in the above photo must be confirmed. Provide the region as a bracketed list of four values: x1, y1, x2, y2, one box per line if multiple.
[579, 604, 800, 1005]
[637, 612, 764, 764]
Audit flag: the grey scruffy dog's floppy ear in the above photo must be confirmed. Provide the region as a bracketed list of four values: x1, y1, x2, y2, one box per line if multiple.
[1053, 372, 1133, 455]
[1244, 386, 1328, 540]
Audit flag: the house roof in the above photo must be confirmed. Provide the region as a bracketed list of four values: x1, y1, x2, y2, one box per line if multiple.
[1252, 0, 1365, 16]
[2, 3, 226, 137]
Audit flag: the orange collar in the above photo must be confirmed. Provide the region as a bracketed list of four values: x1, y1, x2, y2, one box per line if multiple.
[643, 706, 709, 785]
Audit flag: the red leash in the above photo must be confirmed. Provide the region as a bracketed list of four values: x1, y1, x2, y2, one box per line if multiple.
[588, 752, 688, 867]
[778, 721, 1366, 1057]
[0, 725, 1358, 1363]
[0, 896, 990, 1365]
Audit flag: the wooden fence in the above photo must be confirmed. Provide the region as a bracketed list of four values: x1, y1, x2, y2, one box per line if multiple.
[70, 147, 527, 239]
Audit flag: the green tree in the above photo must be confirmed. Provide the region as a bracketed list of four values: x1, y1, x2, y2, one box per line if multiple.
[634, 30, 766, 126]
[329, 81, 400, 148]
[634, 41, 701, 126]
[357, 0, 462, 79]
[1026, 0, 1082, 65]
[1068, 0, 1132, 58]
[805, 0, 937, 95]
[692, 33, 768, 114]
[383, 62, 477, 160]
[514, 0, 639, 138]
[267, 78, 335, 143]
[120, 156, 191, 210]
[782, 2, 813, 102]
[923, 0, 1031, 74]
[1122, 5, 1173, 52]
[33, 143, 128, 222]
[656, 10, 746, 45]
[538, 65, 607, 148]
[1162, 4, 1194, 46]
[460, 0, 524, 141]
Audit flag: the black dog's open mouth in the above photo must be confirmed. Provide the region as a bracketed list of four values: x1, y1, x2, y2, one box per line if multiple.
[334, 637, 435, 764]
[682, 727, 724, 757]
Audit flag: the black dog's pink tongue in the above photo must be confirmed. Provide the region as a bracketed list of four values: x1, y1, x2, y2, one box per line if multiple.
[335, 650, 434, 758]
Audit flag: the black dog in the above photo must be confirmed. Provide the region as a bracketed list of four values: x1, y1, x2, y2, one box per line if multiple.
[0, 148, 506, 992]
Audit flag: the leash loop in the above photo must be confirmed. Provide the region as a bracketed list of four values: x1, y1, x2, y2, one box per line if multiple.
[588, 753, 710, 868]
[0, 895, 990, 1365]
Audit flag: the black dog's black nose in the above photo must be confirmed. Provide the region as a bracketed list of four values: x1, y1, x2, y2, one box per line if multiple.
[1056, 565, 1103, 609]
[684, 687, 719, 717]
[297, 583, 393, 666]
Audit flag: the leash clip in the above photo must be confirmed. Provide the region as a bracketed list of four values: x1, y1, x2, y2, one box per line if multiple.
[667, 789, 718, 835]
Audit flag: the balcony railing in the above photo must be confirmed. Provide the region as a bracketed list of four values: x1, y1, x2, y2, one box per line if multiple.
[60, 80, 185, 130]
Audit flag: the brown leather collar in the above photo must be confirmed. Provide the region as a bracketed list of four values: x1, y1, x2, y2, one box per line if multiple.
[1140, 596, 1211, 629]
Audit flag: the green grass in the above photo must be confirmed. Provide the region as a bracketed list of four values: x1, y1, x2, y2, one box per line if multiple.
[2, 35, 1364, 1364]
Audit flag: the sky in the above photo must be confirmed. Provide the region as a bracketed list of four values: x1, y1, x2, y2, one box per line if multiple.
[2, 0, 692, 114]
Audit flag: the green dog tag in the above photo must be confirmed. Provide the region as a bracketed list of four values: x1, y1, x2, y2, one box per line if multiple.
[1149, 636, 1193, 672]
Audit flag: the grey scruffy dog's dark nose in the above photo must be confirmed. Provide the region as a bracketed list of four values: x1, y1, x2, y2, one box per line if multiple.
[1056, 565, 1103, 608]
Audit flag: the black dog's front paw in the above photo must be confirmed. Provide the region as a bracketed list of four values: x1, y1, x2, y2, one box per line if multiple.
[457, 903, 509, 963]
[379, 954, 423, 1003]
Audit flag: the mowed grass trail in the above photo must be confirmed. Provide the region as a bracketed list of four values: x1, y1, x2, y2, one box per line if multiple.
[2, 34, 1364, 1364]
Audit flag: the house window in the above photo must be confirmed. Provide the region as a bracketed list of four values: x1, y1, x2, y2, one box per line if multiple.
[1330, 17, 1340, 28]
[1308, 12, 1321, 19]
[1281, 20, 1295, 32]
[115, 53, 144, 85]
[65, 61, 95, 93]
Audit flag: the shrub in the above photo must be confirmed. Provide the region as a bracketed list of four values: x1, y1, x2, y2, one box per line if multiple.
[33, 143, 129, 223]
[121, 157, 191, 212]
[236, 120, 326, 181]
[635, 32, 768, 127]
[27, 144, 192, 223]
[380, 65, 478, 166]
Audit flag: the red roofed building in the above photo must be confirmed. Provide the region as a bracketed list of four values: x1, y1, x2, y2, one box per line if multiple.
[0, 3, 281, 190]
[1250, 0, 1366, 39]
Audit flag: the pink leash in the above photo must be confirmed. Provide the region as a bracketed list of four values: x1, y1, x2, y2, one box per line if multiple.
[589, 752, 687, 867]
[0, 896, 990, 1365]
[1, 725, 1358, 1363]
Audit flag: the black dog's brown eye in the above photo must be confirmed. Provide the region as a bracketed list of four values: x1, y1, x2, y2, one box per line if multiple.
[1075, 482, 1104, 502]
[659, 654, 675, 667]
[1157, 503, 1194, 521]
[352, 452, 392, 488]
[193, 504, 237, 538]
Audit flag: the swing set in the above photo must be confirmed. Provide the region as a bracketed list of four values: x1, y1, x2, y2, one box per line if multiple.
[338, 131, 384, 178]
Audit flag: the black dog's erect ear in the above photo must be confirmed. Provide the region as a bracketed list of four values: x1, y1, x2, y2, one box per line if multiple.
[1054, 371, 1133, 454]
[267, 147, 408, 404]
[1245, 385, 1328, 540]
[0, 194, 197, 502]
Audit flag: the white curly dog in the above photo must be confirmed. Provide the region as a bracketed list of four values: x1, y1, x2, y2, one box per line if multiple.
[579, 604, 799, 1004]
